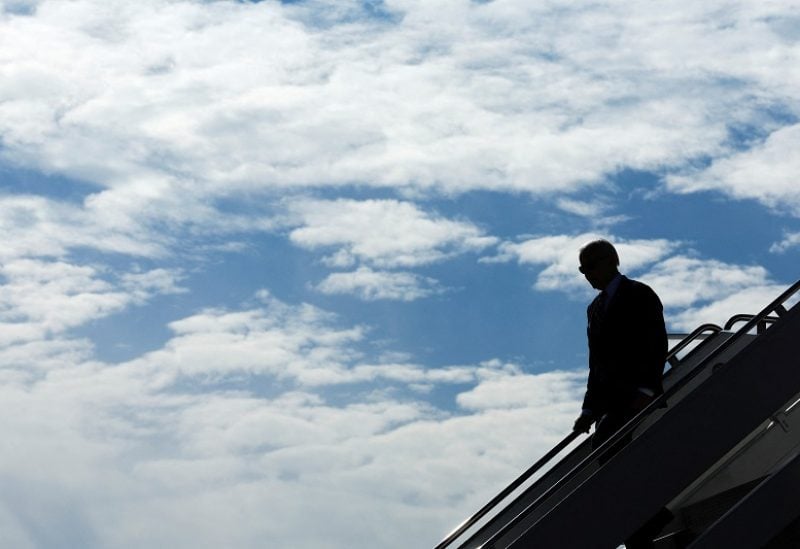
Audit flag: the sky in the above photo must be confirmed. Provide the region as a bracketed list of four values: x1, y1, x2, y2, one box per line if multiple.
[0, 0, 798, 547]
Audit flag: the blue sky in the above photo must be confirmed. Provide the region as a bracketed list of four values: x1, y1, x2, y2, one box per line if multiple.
[0, 0, 799, 547]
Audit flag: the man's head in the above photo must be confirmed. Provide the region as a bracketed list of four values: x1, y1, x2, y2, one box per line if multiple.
[579, 239, 620, 290]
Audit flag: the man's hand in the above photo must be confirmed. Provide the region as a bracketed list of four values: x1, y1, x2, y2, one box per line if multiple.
[573, 414, 594, 434]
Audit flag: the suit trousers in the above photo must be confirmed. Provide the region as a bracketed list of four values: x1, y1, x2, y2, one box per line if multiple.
[591, 410, 635, 463]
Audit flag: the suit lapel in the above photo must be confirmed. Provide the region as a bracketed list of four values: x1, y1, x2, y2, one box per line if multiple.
[589, 292, 607, 330]
[604, 275, 630, 319]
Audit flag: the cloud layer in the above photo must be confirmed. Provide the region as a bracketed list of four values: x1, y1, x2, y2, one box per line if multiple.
[1, 0, 798, 207]
[667, 123, 800, 215]
[495, 231, 788, 331]
[0, 287, 585, 548]
[289, 198, 496, 268]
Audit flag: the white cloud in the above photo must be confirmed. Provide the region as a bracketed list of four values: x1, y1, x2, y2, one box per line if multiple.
[122, 290, 480, 387]
[151, 315, 364, 385]
[0, 244, 785, 549]
[0, 259, 127, 340]
[0, 194, 168, 259]
[490, 232, 676, 292]
[490, 231, 793, 332]
[555, 197, 609, 218]
[120, 268, 187, 302]
[315, 267, 443, 301]
[0, 0, 794, 315]
[457, 368, 585, 412]
[771, 231, 800, 253]
[642, 256, 786, 330]
[0, 0, 796, 213]
[645, 256, 772, 309]
[0, 259, 187, 347]
[0, 290, 585, 549]
[289, 198, 496, 268]
[0, 337, 93, 382]
[669, 284, 789, 332]
[288, 198, 494, 302]
[667, 124, 800, 215]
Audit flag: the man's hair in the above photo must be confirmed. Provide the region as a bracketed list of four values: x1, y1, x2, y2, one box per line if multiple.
[580, 239, 620, 267]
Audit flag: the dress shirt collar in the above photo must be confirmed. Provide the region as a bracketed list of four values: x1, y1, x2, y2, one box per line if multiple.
[602, 273, 624, 303]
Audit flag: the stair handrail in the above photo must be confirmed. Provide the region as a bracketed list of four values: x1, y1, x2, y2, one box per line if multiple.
[432, 326, 723, 547]
[432, 431, 580, 549]
[478, 278, 800, 549]
[665, 323, 723, 369]
[723, 314, 781, 333]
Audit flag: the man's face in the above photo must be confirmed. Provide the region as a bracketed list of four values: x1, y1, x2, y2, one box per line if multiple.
[579, 251, 616, 290]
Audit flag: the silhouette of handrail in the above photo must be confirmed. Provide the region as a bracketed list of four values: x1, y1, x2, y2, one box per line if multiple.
[665, 323, 722, 369]
[432, 431, 580, 549]
[723, 314, 781, 333]
[479, 278, 800, 549]
[432, 324, 724, 548]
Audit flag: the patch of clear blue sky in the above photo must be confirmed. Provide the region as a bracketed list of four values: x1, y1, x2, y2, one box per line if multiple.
[0, 3, 35, 16]
[0, 163, 99, 203]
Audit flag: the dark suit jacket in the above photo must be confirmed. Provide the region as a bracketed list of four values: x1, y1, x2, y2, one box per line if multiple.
[582, 275, 668, 418]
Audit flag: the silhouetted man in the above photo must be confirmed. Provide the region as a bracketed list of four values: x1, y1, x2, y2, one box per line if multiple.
[572, 239, 670, 549]
[573, 239, 667, 447]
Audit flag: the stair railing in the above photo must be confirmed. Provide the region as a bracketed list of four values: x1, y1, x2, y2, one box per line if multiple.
[478, 279, 800, 549]
[723, 314, 781, 334]
[432, 325, 726, 547]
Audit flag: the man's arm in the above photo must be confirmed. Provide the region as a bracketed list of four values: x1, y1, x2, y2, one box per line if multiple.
[576, 348, 601, 433]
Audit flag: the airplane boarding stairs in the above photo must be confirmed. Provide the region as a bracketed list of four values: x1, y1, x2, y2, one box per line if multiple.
[435, 279, 800, 549]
